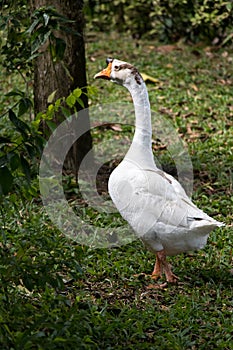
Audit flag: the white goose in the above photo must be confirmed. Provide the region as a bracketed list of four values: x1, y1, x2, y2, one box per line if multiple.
[94, 58, 224, 284]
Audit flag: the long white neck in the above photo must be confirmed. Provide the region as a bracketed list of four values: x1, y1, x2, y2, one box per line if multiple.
[124, 80, 155, 168]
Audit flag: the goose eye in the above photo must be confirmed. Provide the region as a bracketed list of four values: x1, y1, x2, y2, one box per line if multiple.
[114, 65, 120, 71]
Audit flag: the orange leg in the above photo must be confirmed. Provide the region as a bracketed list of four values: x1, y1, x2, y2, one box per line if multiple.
[156, 250, 179, 283]
[151, 254, 163, 280]
[136, 250, 179, 288]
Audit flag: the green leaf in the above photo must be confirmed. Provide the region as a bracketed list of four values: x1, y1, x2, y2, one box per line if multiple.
[8, 152, 20, 171]
[0, 166, 14, 195]
[31, 30, 51, 54]
[43, 13, 50, 26]
[54, 337, 67, 343]
[9, 109, 30, 138]
[225, 2, 232, 12]
[222, 32, 233, 46]
[61, 106, 71, 118]
[26, 18, 40, 34]
[76, 97, 85, 109]
[46, 120, 57, 132]
[5, 89, 25, 97]
[73, 88, 82, 98]
[18, 98, 32, 117]
[26, 52, 40, 62]
[34, 135, 45, 154]
[47, 90, 57, 103]
[66, 94, 76, 108]
[55, 98, 62, 108]
[25, 143, 35, 159]
[20, 155, 31, 183]
[35, 331, 46, 338]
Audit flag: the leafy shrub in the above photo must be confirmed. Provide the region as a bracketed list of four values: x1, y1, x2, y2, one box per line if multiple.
[0, 0, 32, 72]
[0, 3, 90, 201]
[152, 0, 233, 42]
[85, 0, 154, 38]
[85, 0, 233, 43]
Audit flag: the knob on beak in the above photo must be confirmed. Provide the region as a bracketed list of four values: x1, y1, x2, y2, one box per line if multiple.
[106, 57, 113, 64]
[94, 59, 113, 80]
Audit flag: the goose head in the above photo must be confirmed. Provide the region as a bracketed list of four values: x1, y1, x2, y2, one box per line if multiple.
[94, 58, 143, 87]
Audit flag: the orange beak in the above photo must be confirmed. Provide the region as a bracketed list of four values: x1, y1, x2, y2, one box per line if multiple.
[94, 62, 112, 80]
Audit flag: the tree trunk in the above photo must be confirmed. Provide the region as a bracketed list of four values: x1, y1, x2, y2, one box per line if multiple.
[30, 0, 92, 172]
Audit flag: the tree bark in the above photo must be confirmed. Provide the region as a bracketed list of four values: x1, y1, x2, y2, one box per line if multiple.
[30, 0, 92, 172]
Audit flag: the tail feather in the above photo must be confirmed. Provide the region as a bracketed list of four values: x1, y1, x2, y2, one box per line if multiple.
[187, 216, 225, 235]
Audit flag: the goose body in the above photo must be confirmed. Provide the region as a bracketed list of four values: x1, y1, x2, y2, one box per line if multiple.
[95, 58, 224, 283]
[108, 160, 219, 257]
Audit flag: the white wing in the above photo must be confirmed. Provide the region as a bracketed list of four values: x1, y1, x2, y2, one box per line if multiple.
[109, 161, 223, 255]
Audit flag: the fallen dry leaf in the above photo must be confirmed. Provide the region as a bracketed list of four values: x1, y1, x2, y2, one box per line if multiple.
[156, 44, 182, 54]
[190, 83, 199, 92]
[110, 124, 123, 132]
[141, 73, 159, 84]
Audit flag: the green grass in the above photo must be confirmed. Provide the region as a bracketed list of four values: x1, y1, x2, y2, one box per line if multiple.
[0, 32, 232, 349]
